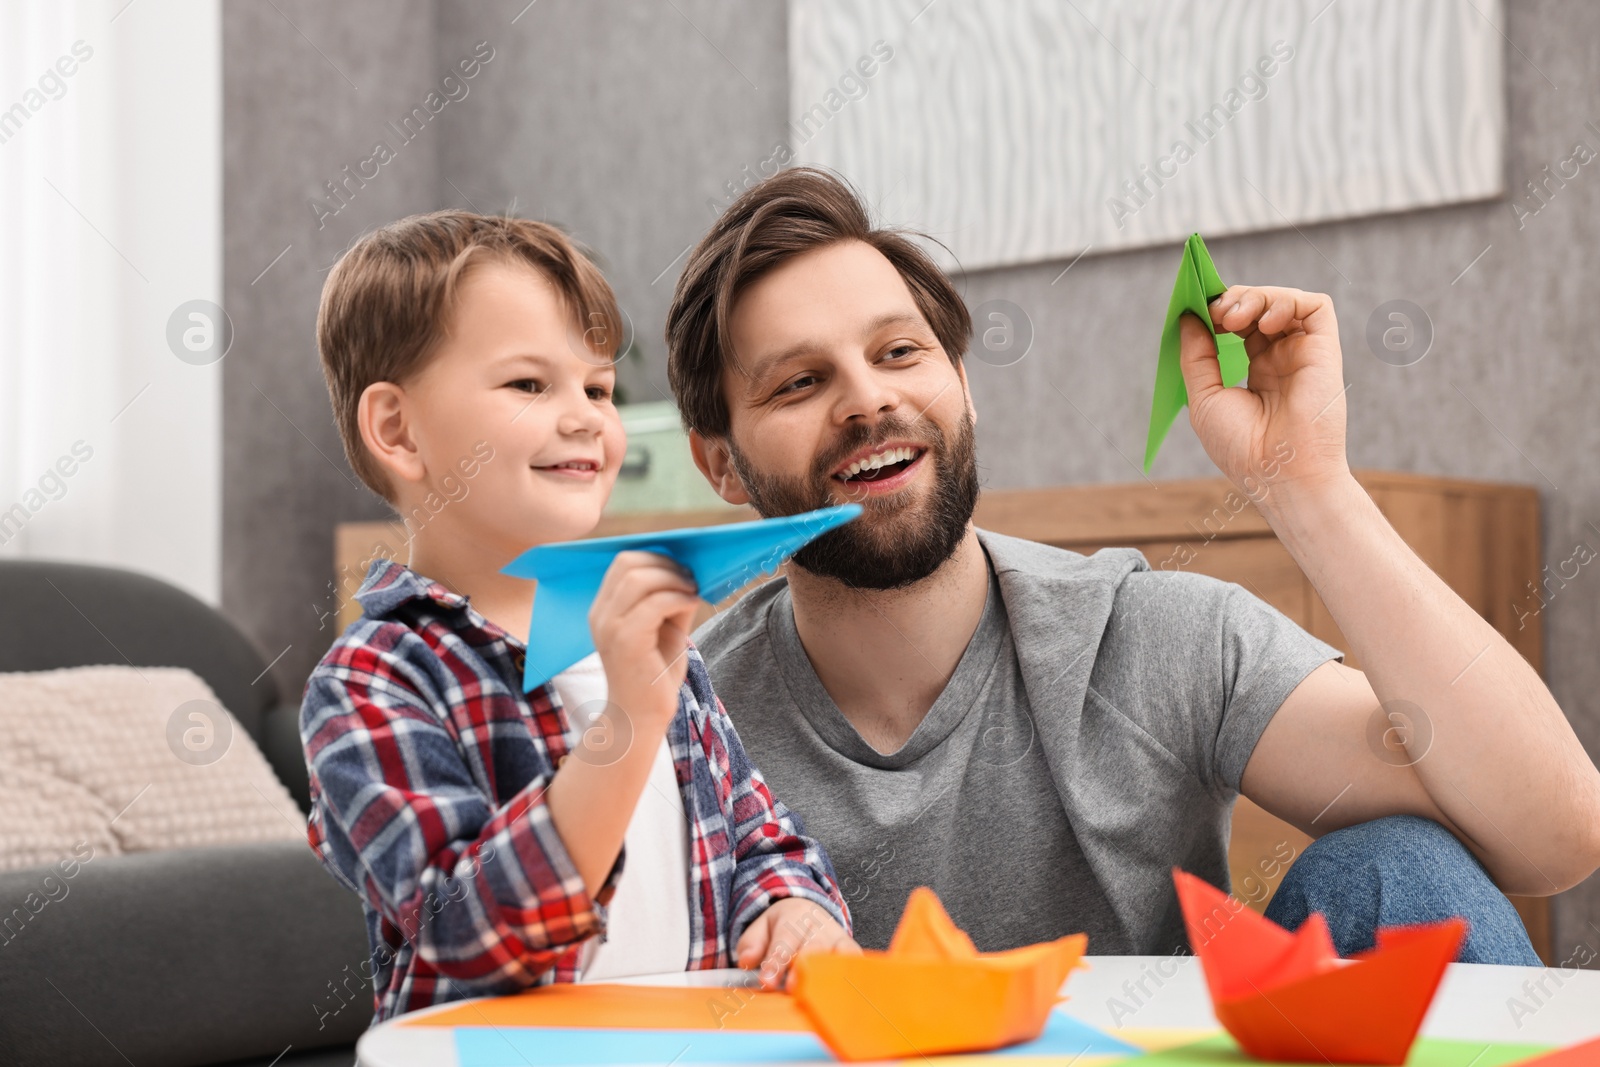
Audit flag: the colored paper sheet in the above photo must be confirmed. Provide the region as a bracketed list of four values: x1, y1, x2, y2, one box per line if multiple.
[1114, 1029, 1229, 1053]
[1133, 1032, 1555, 1067]
[450, 1012, 1139, 1067]
[1143, 233, 1249, 473]
[501, 504, 861, 690]
[453, 1025, 829, 1067]
[403, 983, 813, 1031]
[1002, 1013, 1142, 1058]
[409, 981, 1138, 1060]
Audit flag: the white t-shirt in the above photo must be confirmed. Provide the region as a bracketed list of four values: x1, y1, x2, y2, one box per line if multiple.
[548, 652, 691, 979]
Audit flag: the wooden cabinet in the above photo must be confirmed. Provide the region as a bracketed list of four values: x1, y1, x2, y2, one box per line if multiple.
[333, 469, 1550, 960]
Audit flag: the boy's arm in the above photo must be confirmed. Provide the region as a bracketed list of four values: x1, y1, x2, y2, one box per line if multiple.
[548, 550, 700, 894]
[300, 633, 617, 991]
[686, 653, 851, 947]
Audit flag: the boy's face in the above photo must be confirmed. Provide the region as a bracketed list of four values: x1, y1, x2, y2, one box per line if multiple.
[394, 259, 624, 555]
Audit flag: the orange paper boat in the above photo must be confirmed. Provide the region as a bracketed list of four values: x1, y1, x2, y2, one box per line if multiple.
[1173, 867, 1466, 1065]
[791, 887, 1088, 1061]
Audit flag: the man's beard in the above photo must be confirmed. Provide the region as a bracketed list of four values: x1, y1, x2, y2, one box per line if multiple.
[726, 408, 980, 590]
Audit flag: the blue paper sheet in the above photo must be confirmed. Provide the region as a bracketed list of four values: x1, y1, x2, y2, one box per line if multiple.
[501, 504, 862, 691]
[455, 1026, 829, 1067]
[452, 1010, 1142, 1067]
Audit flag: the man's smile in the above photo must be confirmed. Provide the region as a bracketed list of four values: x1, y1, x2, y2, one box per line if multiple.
[831, 442, 928, 493]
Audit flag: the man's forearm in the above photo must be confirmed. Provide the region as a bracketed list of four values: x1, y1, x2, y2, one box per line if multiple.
[1259, 471, 1600, 892]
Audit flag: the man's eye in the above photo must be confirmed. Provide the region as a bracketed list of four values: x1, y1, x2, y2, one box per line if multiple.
[885, 344, 921, 360]
[507, 379, 544, 393]
[775, 374, 818, 397]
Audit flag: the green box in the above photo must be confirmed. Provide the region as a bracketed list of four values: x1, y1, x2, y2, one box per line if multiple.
[605, 402, 741, 515]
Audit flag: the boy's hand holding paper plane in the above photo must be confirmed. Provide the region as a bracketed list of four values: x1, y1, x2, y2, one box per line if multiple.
[1145, 233, 1351, 508]
[503, 504, 862, 692]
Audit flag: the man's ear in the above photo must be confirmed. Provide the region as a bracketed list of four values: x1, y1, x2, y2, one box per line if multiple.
[688, 429, 752, 506]
[358, 381, 428, 488]
[955, 357, 976, 429]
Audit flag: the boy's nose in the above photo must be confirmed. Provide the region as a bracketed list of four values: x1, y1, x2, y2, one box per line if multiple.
[557, 390, 605, 435]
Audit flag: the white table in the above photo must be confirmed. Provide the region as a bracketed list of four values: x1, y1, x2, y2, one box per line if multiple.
[357, 958, 1600, 1067]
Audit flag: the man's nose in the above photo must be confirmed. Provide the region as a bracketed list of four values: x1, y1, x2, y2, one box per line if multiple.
[831, 361, 900, 424]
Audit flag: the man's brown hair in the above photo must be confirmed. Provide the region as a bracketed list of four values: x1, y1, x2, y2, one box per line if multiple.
[317, 210, 622, 500]
[666, 167, 971, 437]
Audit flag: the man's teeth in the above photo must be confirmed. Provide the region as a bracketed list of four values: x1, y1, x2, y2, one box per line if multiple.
[841, 446, 918, 478]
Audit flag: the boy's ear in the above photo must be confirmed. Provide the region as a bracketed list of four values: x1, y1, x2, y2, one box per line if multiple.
[358, 381, 428, 488]
[688, 430, 751, 507]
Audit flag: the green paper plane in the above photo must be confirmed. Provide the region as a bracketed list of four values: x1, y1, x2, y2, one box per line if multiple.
[1143, 233, 1250, 472]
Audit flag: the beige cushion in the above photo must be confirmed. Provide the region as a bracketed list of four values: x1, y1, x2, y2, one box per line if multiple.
[0, 665, 304, 871]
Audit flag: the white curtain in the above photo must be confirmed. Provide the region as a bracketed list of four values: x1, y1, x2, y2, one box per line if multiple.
[0, 0, 221, 604]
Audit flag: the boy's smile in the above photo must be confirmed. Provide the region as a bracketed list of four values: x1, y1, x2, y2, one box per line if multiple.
[535, 458, 603, 481]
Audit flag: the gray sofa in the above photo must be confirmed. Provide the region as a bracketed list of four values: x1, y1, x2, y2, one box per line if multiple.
[0, 560, 372, 1067]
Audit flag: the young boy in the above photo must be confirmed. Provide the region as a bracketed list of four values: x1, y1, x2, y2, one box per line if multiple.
[300, 211, 854, 1025]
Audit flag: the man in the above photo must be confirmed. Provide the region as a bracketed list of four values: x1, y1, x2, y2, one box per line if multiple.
[665, 167, 1600, 962]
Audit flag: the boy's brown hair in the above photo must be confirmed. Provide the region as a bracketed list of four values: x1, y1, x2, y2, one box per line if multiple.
[666, 167, 971, 437]
[317, 210, 622, 500]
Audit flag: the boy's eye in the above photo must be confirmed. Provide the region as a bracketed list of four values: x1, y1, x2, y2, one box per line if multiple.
[506, 378, 544, 394]
[587, 385, 613, 401]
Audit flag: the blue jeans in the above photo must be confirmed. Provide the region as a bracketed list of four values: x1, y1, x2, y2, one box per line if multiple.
[1262, 814, 1541, 965]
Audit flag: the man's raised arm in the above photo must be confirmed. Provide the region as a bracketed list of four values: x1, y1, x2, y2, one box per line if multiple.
[1174, 287, 1600, 896]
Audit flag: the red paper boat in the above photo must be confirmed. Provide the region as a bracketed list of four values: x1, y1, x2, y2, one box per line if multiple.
[1173, 867, 1466, 1065]
[1508, 1035, 1600, 1066]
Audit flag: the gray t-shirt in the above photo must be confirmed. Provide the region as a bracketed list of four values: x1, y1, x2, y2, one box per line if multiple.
[695, 530, 1343, 954]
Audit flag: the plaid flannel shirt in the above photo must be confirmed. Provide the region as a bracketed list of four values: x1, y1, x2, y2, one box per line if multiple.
[300, 559, 848, 1025]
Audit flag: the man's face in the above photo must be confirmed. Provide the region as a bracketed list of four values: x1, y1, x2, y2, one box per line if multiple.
[703, 239, 979, 589]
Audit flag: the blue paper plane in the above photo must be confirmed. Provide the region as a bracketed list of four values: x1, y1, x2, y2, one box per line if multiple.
[501, 504, 862, 691]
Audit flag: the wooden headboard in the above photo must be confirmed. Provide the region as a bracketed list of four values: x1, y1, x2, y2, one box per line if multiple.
[333, 468, 1549, 960]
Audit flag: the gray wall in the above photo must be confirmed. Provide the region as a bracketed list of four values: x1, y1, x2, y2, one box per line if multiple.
[222, 0, 439, 696]
[224, 0, 1600, 956]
